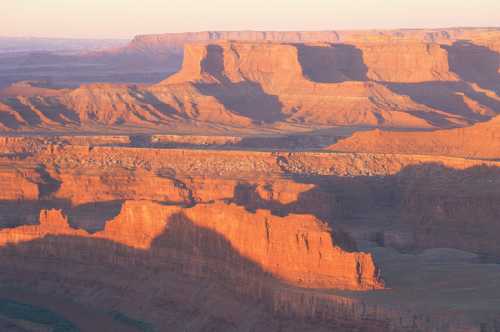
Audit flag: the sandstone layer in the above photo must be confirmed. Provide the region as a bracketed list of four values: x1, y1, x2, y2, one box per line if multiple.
[1, 27, 500, 332]
[329, 114, 500, 160]
[0, 139, 500, 330]
[0, 202, 382, 290]
[1, 28, 499, 133]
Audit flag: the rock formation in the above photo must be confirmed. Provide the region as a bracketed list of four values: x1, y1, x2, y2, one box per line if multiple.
[0, 201, 382, 290]
[1, 27, 499, 132]
[0, 134, 499, 330]
[1, 27, 500, 332]
[329, 114, 500, 160]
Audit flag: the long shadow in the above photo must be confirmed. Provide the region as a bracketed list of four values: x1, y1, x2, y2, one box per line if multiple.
[128, 86, 181, 120]
[0, 113, 21, 130]
[0, 200, 43, 228]
[282, 163, 500, 256]
[296, 43, 368, 83]
[27, 97, 80, 125]
[192, 44, 285, 124]
[1, 98, 41, 126]
[0, 163, 498, 329]
[196, 82, 285, 124]
[200, 44, 229, 84]
[385, 81, 500, 123]
[225, 161, 500, 257]
[66, 200, 124, 232]
[444, 41, 500, 93]
[0, 198, 124, 233]
[0, 212, 391, 331]
[36, 165, 62, 199]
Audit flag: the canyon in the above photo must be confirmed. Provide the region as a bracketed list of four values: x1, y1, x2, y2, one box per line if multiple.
[0, 28, 499, 331]
[0, 28, 499, 133]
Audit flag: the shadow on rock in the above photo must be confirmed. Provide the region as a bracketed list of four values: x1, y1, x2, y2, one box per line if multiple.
[444, 41, 500, 93]
[297, 43, 368, 83]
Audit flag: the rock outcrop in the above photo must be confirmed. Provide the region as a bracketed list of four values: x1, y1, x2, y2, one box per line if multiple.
[329, 115, 500, 160]
[0, 167, 39, 201]
[1, 139, 500, 330]
[1, 27, 500, 332]
[1, 28, 499, 132]
[0, 201, 383, 290]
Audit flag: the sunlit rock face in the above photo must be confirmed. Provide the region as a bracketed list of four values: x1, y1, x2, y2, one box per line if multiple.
[0, 139, 500, 331]
[0, 202, 383, 290]
[0, 27, 499, 332]
[1, 28, 499, 132]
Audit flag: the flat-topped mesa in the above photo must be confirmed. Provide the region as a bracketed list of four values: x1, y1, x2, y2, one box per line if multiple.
[0, 201, 383, 291]
[158, 41, 462, 128]
[164, 40, 456, 87]
[127, 28, 500, 53]
[2, 34, 497, 131]
[164, 42, 305, 89]
[329, 114, 500, 160]
[129, 31, 342, 53]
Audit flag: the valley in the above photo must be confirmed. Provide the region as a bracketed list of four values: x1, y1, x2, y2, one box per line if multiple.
[0, 27, 499, 331]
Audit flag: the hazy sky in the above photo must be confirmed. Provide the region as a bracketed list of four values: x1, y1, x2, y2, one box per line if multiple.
[3, 0, 500, 39]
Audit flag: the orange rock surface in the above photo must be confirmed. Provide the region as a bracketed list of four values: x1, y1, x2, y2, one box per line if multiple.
[0, 141, 500, 330]
[0, 201, 383, 290]
[329, 115, 500, 160]
[1, 28, 499, 132]
[0, 27, 499, 331]
[0, 166, 39, 201]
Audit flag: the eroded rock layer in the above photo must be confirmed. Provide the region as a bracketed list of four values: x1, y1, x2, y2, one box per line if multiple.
[1, 27, 500, 331]
[0, 202, 382, 290]
[1, 27, 499, 132]
[0, 141, 500, 331]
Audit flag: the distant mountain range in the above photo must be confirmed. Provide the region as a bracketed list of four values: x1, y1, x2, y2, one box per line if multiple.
[0, 36, 127, 54]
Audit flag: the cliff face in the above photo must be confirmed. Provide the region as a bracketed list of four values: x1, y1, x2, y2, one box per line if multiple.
[127, 30, 342, 54]
[1, 28, 499, 132]
[395, 164, 500, 255]
[3, 142, 500, 255]
[1, 141, 500, 330]
[359, 42, 457, 82]
[1, 27, 500, 332]
[0, 167, 39, 201]
[0, 201, 382, 290]
[161, 41, 471, 128]
[30, 145, 500, 258]
[166, 41, 457, 86]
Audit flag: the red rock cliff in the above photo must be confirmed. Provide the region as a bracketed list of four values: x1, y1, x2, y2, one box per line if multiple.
[0, 201, 383, 290]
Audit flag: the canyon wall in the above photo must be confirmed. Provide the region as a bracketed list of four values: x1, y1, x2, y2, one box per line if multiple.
[0, 202, 382, 290]
[1, 28, 499, 330]
[0, 141, 500, 330]
[2, 142, 500, 257]
[1, 28, 499, 132]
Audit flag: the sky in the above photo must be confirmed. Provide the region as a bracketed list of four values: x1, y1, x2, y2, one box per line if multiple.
[2, 0, 500, 39]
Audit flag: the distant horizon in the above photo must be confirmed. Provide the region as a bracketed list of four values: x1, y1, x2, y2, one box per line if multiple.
[2, 26, 500, 41]
[3, 0, 500, 39]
